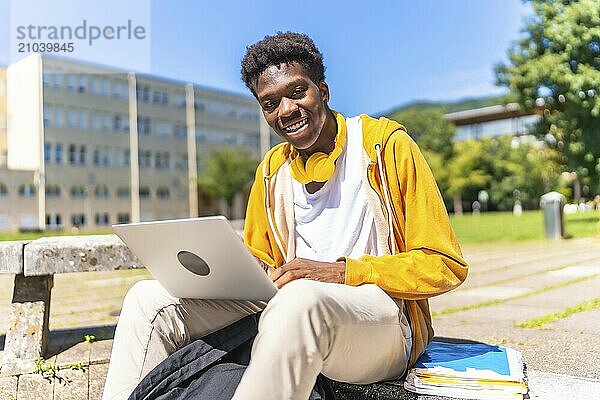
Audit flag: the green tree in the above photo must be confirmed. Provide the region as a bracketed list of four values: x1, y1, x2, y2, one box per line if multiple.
[389, 108, 456, 160]
[444, 137, 561, 213]
[445, 140, 494, 214]
[484, 137, 562, 210]
[197, 147, 259, 218]
[496, 0, 600, 195]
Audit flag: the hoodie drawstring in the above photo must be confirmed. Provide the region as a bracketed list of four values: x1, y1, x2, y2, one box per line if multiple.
[263, 175, 286, 259]
[375, 144, 397, 254]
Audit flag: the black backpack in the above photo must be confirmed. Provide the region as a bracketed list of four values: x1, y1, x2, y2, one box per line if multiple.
[129, 312, 336, 400]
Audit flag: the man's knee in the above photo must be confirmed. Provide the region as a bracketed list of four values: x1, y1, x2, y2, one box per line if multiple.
[260, 280, 339, 331]
[121, 280, 176, 322]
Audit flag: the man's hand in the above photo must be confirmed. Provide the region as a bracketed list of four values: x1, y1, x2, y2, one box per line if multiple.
[268, 258, 346, 289]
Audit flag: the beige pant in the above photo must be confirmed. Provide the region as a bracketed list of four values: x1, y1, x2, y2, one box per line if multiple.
[103, 279, 411, 400]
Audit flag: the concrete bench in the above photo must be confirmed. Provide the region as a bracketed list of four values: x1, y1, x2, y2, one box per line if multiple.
[0, 235, 142, 375]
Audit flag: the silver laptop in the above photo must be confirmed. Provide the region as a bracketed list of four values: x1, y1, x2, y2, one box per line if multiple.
[112, 216, 278, 301]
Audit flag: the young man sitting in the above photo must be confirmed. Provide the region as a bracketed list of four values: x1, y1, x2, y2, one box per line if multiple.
[103, 32, 468, 400]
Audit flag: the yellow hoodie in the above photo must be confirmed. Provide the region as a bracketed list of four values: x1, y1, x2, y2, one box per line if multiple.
[243, 112, 468, 367]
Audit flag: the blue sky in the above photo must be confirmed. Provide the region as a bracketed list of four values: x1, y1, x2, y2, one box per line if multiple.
[0, 0, 532, 116]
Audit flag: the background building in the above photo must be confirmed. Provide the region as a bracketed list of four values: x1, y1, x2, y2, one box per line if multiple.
[0, 54, 275, 232]
[444, 103, 541, 141]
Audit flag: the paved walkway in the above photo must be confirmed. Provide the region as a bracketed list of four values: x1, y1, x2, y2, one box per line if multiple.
[1, 237, 600, 399]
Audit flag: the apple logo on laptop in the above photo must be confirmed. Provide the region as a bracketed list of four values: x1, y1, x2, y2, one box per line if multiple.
[177, 251, 210, 276]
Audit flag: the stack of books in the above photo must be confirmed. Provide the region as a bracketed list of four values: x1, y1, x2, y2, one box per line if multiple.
[404, 341, 528, 400]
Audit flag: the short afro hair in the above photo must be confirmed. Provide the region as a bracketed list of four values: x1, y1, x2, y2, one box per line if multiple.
[241, 32, 325, 97]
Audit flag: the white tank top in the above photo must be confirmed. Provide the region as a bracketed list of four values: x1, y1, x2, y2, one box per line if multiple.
[292, 116, 379, 262]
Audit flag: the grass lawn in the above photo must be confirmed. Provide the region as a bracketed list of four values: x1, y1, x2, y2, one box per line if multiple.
[449, 210, 600, 243]
[0, 211, 598, 244]
[0, 229, 113, 242]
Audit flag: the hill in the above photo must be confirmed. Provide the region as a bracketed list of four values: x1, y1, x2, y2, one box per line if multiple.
[382, 93, 518, 119]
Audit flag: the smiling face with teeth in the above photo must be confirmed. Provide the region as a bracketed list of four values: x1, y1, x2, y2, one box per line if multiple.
[254, 62, 337, 156]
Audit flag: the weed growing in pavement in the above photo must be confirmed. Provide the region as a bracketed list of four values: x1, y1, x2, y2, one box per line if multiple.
[517, 297, 600, 328]
[32, 357, 62, 383]
[68, 362, 87, 371]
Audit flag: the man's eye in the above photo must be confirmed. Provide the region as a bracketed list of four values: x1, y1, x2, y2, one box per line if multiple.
[292, 87, 305, 97]
[262, 101, 275, 111]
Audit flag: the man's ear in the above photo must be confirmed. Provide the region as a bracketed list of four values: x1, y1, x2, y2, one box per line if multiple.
[319, 81, 330, 104]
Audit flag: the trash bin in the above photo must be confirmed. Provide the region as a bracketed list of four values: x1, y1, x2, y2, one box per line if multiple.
[540, 191, 566, 240]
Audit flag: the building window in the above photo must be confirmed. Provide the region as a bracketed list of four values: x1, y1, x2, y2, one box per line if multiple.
[78, 74, 87, 93]
[152, 91, 161, 104]
[79, 110, 88, 129]
[175, 153, 187, 170]
[68, 144, 77, 164]
[112, 81, 122, 98]
[102, 113, 110, 131]
[79, 145, 87, 165]
[157, 187, 170, 199]
[90, 76, 101, 94]
[139, 150, 152, 168]
[123, 117, 130, 133]
[44, 143, 52, 163]
[55, 107, 63, 127]
[174, 124, 186, 138]
[67, 109, 78, 128]
[46, 213, 62, 229]
[154, 121, 172, 137]
[116, 149, 130, 167]
[19, 184, 36, 197]
[142, 86, 150, 103]
[139, 186, 151, 198]
[116, 187, 130, 198]
[102, 79, 110, 96]
[154, 151, 170, 170]
[46, 184, 61, 197]
[117, 213, 130, 224]
[66, 74, 77, 92]
[94, 185, 109, 198]
[44, 105, 53, 126]
[102, 148, 110, 166]
[93, 148, 100, 166]
[137, 117, 151, 135]
[55, 143, 63, 164]
[70, 186, 86, 198]
[95, 213, 110, 226]
[0, 183, 8, 196]
[113, 115, 121, 132]
[173, 93, 185, 108]
[71, 213, 86, 228]
[53, 71, 62, 88]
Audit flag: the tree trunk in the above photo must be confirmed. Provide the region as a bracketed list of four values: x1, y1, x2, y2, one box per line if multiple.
[573, 177, 581, 203]
[453, 194, 463, 215]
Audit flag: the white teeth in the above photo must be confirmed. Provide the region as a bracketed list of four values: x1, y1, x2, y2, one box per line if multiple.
[284, 119, 308, 133]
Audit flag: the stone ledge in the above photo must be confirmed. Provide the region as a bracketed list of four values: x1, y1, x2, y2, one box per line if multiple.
[24, 235, 143, 276]
[0, 240, 26, 274]
[332, 381, 456, 400]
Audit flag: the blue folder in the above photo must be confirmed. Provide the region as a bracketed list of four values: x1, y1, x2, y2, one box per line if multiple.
[414, 341, 511, 376]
